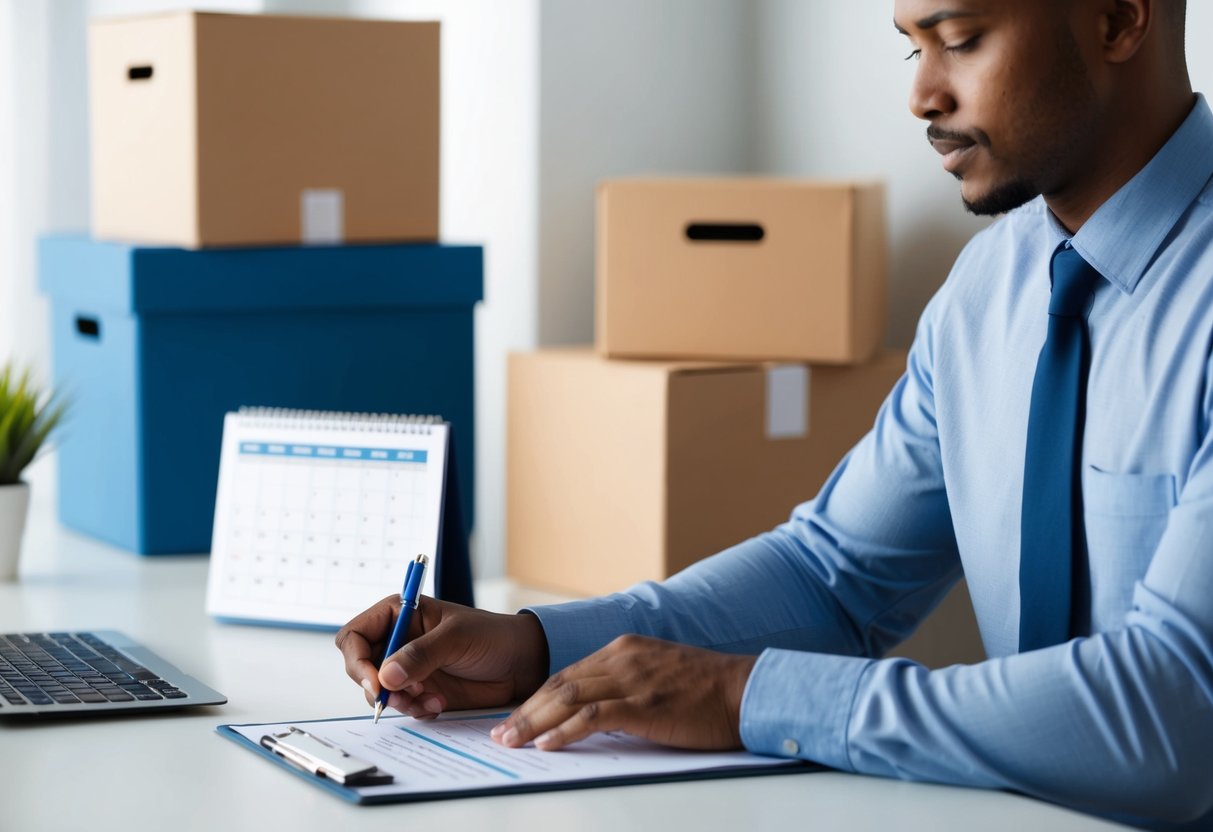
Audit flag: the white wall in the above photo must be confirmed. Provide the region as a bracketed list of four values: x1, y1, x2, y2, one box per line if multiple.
[0, 2, 17, 366]
[0, 1, 92, 378]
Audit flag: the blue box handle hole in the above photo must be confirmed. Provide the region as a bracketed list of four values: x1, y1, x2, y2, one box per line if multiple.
[75, 315, 101, 341]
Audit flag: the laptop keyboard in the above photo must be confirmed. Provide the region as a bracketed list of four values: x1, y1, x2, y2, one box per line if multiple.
[0, 632, 188, 708]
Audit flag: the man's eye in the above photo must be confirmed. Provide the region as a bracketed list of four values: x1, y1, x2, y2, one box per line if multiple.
[904, 48, 922, 61]
[944, 35, 981, 54]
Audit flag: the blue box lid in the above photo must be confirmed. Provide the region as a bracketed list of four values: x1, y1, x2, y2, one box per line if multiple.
[39, 235, 483, 314]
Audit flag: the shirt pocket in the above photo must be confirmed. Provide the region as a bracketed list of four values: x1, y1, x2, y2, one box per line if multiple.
[1082, 466, 1177, 629]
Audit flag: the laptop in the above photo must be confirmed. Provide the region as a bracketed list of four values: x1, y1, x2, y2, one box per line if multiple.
[0, 630, 226, 718]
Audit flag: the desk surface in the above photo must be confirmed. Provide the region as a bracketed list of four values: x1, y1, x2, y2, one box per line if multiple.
[1, 466, 1125, 832]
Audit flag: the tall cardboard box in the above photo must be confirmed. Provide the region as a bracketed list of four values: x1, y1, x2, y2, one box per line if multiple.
[507, 347, 906, 597]
[596, 178, 887, 364]
[89, 12, 439, 248]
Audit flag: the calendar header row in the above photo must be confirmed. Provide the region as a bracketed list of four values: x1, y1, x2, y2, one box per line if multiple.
[239, 442, 429, 464]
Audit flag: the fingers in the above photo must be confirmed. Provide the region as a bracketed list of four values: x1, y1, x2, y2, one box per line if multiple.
[532, 698, 635, 750]
[379, 687, 446, 719]
[492, 671, 621, 749]
[379, 626, 450, 695]
[335, 594, 400, 690]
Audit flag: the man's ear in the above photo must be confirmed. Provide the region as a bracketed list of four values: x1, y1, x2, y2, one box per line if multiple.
[1100, 0, 1152, 63]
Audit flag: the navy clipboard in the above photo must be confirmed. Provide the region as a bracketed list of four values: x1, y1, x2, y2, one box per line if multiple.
[216, 714, 819, 805]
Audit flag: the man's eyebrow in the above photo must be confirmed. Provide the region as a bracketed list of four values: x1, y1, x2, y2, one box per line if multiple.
[893, 10, 981, 35]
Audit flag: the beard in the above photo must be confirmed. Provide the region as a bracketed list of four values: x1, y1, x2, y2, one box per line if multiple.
[959, 175, 1040, 216]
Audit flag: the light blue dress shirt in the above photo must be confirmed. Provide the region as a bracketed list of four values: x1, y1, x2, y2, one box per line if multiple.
[529, 95, 1213, 828]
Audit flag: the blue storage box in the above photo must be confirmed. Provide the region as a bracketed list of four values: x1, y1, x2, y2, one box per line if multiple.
[40, 235, 482, 555]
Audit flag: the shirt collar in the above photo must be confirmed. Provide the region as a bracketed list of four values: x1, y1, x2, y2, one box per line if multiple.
[1057, 93, 1213, 294]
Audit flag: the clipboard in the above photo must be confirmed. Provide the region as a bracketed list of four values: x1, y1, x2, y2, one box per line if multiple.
[217, 713, 820, 805]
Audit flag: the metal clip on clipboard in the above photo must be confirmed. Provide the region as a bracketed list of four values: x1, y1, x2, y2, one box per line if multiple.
[260, 726, 394, 786]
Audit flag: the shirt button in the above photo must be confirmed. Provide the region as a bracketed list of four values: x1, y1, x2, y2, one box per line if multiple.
[782, 738, 800, 756]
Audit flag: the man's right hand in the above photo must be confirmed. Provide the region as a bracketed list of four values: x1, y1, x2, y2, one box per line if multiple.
[336, 596, 550, 718]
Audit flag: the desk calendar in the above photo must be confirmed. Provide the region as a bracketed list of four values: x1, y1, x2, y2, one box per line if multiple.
[205, 409, 467, 628]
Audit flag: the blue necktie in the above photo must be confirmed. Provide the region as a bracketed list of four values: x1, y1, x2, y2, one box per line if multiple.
[1019, 244, 1101, 652]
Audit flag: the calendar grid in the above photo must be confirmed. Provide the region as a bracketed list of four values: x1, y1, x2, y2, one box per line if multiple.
[207, 413, 449, 628]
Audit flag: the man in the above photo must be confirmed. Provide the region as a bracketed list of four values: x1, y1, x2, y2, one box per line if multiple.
[337, 0, 1213, 825]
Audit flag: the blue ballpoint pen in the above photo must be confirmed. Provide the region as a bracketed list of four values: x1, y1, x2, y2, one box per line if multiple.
[374, 553, 428, 724]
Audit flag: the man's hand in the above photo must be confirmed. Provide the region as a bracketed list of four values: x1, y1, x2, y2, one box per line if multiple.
[489, 635, 757, 752]
[336, 596, 549, 718]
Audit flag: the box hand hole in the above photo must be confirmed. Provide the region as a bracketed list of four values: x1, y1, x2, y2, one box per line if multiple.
[127, 65, 154, 81]
[75, 316, 101, 341]
[685, 222, 765, 243]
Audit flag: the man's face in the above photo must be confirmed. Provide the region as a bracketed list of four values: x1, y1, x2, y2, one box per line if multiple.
[894, 0, 1101, 215]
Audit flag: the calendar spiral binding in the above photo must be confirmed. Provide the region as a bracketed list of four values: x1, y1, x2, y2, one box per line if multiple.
[234, 407, 443, 434]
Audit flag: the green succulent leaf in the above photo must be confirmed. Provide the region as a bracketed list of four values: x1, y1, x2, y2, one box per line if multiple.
[0, 362, 68, 485]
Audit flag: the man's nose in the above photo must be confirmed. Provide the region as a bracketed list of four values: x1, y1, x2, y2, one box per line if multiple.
[908, 56, 957, 121]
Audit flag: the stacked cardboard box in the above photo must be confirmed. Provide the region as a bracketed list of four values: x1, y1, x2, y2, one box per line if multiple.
[88, 12, 439, 248]
[42, 12, 480, 555]
[508, 178, 905, 597]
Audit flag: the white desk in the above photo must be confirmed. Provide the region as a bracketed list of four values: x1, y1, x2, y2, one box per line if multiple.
[1, 465, 1126, 832]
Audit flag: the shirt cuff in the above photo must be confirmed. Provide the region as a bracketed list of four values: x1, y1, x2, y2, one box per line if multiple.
[740, 648, 874, 771]
[524, 598, 637, 675]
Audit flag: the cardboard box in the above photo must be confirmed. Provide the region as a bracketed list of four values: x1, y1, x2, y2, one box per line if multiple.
[40, 235, 481, 554]
[507, 347, 906, 597]
[596, 178, 887, 364]
[89, 12, 439, 248]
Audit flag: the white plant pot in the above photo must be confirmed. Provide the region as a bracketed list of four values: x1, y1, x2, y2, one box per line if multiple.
[0, 481, 31, 581]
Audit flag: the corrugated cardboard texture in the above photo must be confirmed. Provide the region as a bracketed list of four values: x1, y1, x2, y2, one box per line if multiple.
[507, 347, 907, 597]
[90, 12, 439, 248]
[596, 178, 888, 364]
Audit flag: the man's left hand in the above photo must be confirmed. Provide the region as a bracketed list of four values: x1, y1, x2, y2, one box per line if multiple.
[489, 634, 758, 751]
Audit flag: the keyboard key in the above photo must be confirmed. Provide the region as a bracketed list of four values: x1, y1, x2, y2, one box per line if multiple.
[87, 659, 123, 675]
[100, 690, 135, 702]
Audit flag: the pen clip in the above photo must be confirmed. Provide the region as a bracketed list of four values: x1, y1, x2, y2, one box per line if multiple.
[260, 726, 393, 786]
[403, 554, 428, 610]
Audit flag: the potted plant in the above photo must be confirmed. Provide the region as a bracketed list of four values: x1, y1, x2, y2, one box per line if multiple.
[0, 364, 66, 581]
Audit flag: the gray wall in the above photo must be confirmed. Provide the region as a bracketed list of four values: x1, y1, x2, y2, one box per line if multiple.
[538, 0, 759, 346]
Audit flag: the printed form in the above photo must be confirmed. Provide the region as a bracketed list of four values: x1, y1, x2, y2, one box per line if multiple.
[229, 712, 802, 799]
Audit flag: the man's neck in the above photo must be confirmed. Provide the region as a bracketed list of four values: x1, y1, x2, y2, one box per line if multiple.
[1045, 89, 1196, 234]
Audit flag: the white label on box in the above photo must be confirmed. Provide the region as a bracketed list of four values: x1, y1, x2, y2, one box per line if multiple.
[765, 365, 809, 440]
[301, 188, 344, 244]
